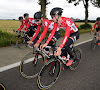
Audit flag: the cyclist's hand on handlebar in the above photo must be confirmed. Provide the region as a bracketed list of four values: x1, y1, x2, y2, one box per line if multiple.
[54, 47, 61, 56]
[40, 43, 48, 50]
[34, 43, 39, 49]
[27, 41, 32, 45]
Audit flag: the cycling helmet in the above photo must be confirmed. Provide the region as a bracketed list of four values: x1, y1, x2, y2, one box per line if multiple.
[34, 12, 43, 19]
[24, 13, 29, 18]
[96, 17, 100, 21]
[18, 16, 23, 20]
[50, 7, 63, 16]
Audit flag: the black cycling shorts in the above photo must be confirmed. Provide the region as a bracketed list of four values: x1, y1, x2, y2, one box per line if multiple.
[96, 28, 100, 32]
[26, 26, 38, 37]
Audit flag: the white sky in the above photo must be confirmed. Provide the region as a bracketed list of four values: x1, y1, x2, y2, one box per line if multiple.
[0, 0, 100, 20]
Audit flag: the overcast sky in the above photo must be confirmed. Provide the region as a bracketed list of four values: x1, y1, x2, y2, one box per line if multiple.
[0, 0, 100, 20]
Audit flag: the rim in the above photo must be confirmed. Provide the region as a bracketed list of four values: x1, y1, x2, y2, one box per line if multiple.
[20, 52, 44, 79]
[37, 59, 61, 89]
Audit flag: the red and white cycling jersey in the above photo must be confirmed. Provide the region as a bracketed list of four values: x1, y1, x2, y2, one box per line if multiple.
[92, 22, 100, 31]
[31, 19, 59, 43]
[18, 20, 26, 31]
[46, 17, 78, 49]
[18, 18, 38, 31]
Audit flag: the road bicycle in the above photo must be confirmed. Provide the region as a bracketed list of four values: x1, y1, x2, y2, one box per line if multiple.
[10, 30, 37, 49]
[20, 44, 54, 79]
[10, 30, 22, 47]
[37, 43, 82, 89]
[91, 31, 100, 50]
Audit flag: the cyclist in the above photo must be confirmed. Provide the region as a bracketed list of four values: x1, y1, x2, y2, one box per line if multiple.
[17, 16, 27, 31]
[23, 13, 38, 37]
[27, 12, 60, 50]
[47, 7, 79, 66]
[91, 17, 100, 45]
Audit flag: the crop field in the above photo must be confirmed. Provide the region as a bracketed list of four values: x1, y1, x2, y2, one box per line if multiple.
[0, 20, 94, 33]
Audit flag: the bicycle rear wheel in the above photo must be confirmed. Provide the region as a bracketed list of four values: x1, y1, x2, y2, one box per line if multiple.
[37, 59, 61, 89]
[69, 48, 82, 70]
[91, 37, 97, 50]
[20, 52, 44, 79]
[10, 36, 18, 47]
[16, 36, 27, 49]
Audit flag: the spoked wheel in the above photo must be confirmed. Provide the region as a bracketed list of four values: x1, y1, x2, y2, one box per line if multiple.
[20, 52, 44, 79]
[37, 59, 61, 90]
[0, 83, 6, 90]
[16, 36, 27, 49]
[69, 48, 82, 70]
[10, 36, 18, 47]
[91, 37, 97, 50]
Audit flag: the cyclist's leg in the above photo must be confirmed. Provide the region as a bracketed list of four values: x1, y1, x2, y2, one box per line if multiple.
[48, 31, 60, 46]
[45, 31, 60, 51]
[64, 31, 80, 59]
[98, 29, 100, 41]
[95, 28, 100, 41]
[28, 26, 35, 37]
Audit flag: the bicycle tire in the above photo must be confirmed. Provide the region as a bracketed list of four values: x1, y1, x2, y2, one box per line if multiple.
[16, 36, 27, 49]
[0, 83, 6, 90]
[91, 37, 97, 50]
[69, 48, 82, 70]
[20, 52, 45, 79]
[37, 59, 61, 89]
[10, 36, 18, 47]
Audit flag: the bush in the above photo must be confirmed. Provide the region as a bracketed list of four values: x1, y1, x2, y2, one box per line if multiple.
[80, 24, 92, 30]
[0, 30, 13, 47]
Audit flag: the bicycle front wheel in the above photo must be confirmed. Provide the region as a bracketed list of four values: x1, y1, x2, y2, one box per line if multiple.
[20, 51, 44, 79]
[37, 59, 61, 90]
[16, 36, 27, 49]
[91, 37, 97, 50]
[69, 48, 82, 70]
[10, 36, 18, 47]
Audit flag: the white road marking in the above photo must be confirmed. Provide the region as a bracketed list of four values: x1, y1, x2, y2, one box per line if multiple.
[0, 39, 92, 72]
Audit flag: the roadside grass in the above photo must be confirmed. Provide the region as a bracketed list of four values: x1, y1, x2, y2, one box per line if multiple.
[0, 30, 14, 47]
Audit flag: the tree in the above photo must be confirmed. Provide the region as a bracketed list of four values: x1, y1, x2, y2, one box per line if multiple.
[38, 0, 50, 18]
[66, 0, 100, 24]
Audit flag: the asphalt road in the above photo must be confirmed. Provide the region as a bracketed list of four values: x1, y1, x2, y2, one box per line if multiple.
[0, 41, 100, 90]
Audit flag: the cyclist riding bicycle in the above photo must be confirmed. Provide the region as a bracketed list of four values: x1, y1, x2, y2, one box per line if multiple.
[43, 7, 79, 66]
[91, 17, 100, 45]
[17, 16, 27, 31]
[23, 13, 38, 37]
[27, 12, 60, 50]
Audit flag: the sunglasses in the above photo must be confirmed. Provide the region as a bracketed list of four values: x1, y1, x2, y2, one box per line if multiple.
[51, 16, 54, 18]
[35, 19, 40, 22]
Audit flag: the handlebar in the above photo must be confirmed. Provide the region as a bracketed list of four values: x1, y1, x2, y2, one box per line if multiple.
[13, 30, 26, 33]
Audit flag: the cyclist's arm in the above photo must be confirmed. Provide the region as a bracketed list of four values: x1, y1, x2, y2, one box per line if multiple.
[46, 23, 58, 44]
[92, 23, 97, 31]
[36, 26, 49, 44]
[59, 26, 71, 49]
[18, 24, 24, 31]
[31, 25, 41, 42]
[26, 21, 31, 31]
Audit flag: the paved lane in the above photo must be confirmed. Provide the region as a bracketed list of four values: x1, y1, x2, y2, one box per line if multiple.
[0, 41, 100, 90]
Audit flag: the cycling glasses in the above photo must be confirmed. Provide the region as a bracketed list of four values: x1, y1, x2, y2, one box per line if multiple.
[35, 19, 40, 22]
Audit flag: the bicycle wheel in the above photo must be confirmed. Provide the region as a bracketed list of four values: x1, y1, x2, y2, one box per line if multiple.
[69, 48, 82, 70]
[16, 36, 27, 49]
[20, 52, 45, 79]
[91, 37, 97, 50]
[10, 36, 18, 47]
[0, 83, 6, 90]
[37, 59, 61, 89]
